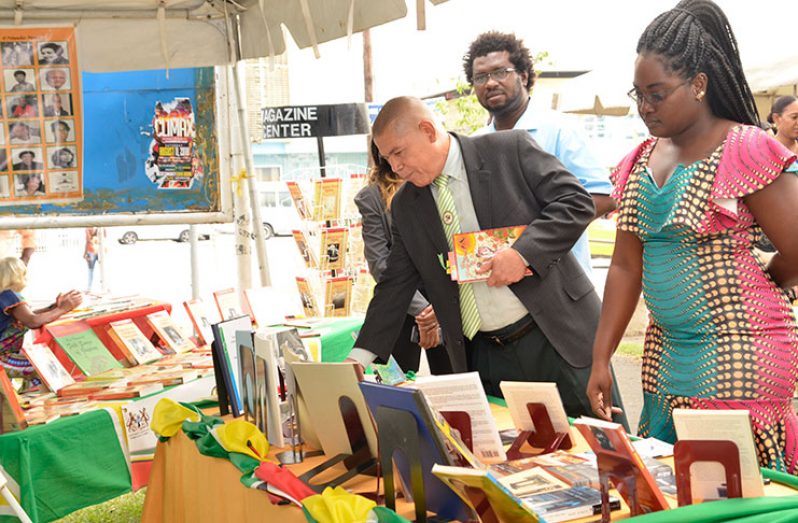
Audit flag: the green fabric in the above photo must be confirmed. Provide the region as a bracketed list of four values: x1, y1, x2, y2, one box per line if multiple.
[0, 410, 131, 523]
[762, 467, 798, 489]
[372, 506, 412, 522]
[627, 497, 798, 522]
[314, 318, 364, 363]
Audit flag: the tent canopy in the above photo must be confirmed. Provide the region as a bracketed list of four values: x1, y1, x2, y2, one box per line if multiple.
[0, 0, 448, 72]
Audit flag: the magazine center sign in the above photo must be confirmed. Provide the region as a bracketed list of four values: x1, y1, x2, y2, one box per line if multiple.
[261, 103, 369, 139]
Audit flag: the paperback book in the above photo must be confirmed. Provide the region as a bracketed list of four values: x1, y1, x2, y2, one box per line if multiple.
[146, 310, 196, 353]
[521, 485, 621, 523]
[50, 321, 123, 377]
[319, 227, 349, 272]
[22, 343, 75, 392]
[108, 319, 164, 365]
[449, 226, 532, 283]
[312, 177, 342, 222]
[323, 277, 351, 318]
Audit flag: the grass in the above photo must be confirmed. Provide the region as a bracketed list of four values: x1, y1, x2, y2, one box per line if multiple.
[54, 489, 146, 523]
[616, 339, 644, 359]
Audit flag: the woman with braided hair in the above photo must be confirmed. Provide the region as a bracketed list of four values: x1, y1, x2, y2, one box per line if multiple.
[587, 0, 798, 472]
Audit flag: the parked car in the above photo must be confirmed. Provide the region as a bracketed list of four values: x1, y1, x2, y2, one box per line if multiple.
[112, 224, 212, 245]
[258, 181, 301, 239]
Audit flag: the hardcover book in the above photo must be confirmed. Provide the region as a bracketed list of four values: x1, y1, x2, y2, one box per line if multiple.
[22, 343, 75, 392]
[146, 310, 195, 353]
[450, 226, 532, 283]
[108, 319, 164, 365]
[573, 417, 669, 514]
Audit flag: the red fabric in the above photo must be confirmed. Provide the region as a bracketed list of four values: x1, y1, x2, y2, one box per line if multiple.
[254, 462, 315, 504]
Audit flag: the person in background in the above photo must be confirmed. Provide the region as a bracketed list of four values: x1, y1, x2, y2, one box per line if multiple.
[84, 227, 100, 293]
[354, 140, 452, 374]
[768, 95, 798, 156]
[463, 31, 616, 275]
[587, 0, 798, 472]
[0, 257, 82, 389]
[0, 230, 35, 264]
[9, 70, 34, 93]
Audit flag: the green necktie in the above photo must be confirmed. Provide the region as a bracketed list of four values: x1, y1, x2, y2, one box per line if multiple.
[433, 174, 481, 340]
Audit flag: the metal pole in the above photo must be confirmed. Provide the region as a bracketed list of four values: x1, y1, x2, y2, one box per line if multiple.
[231, 61, 271, 286]
[189, 224, 200, 299]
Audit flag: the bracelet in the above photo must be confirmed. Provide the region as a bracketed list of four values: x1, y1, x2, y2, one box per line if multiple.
[786, 287, 798, 302]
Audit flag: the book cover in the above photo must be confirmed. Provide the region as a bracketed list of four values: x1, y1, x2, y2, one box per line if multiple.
[413, 372, 506, 463]
[323, 277, 352, 318]
[350, 269, 375, 315]
[146, 310, 196, 353]
[672, 408, 764, 499]
[55, 327, 124, 377]
[22, 343, 75, 393]
[312, 177, 342, 222]
[295, 277, 319, 318]
[431, 464, 542, 522]
[500, 381, 572, 443]
[286, 181, 311, 220]
[498, 467, 570, 498]
[237, 330, 259, 426]
[347, 223, 366, 267]
[213, 288, 246, 322]
[359, 381, 475, 522]
[342, 173, 368, 220]
[370, 355, 407, 386]
[211, 315, 252, 418]
[450, 226, 532, 283]
[521, 485, 621, 523]
[0, 367, 27, 433]
[573, 417, 669, 514]
[545, 462, 601, 489]
[183, 298, 219, 347]
[320, 227, 349, 271]
[108, 319, 164, 365]
[292, 229, 317, 269]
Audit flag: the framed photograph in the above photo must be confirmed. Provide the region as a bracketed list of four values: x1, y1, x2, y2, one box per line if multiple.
[38, 41, 70, 65]
[3, 68, 36, 93]
[0, 174, 10, 198]
[11, 147, 44, 171]
[47, 145, 77, 169]
[40, 67, 70, 91]
[1, 41, 34, 67]
[7, 120, 41, 145]
[14, 172, 46, 198]
[41, 92, 72, 117]
[44, 118, 74, 143]
[47, 170, 79, 193]
[6, 94, 39, 118]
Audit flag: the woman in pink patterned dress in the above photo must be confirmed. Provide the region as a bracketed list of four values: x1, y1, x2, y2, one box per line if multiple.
[587, 0, 798, 472]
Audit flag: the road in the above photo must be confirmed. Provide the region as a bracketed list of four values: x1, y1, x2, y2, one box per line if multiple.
[23, 227, 644, 433]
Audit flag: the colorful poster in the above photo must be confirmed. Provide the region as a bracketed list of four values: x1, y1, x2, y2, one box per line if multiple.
[0, 27, 83, 207]
[146, 97, 203, 189]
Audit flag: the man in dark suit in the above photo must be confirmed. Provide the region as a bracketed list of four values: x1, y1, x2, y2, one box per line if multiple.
[347, 96, 626, 425]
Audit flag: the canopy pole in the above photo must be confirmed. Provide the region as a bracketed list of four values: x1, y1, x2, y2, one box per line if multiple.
[231, 61, 271, 287]
[189, 225, 200, 299]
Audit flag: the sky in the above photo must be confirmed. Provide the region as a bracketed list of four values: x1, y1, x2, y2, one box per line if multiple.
[283, 0, 792, 105]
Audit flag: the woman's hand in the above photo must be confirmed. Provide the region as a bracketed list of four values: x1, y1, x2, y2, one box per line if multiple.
[55, 290, 83, 312]
[587, 362, 622, 421]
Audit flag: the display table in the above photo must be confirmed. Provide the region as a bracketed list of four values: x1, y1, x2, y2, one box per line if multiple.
[141, 402, 798, 523]
[0, 410, 131, 523]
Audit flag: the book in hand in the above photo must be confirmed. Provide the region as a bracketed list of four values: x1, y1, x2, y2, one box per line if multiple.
[672, 408, 765, 500]
[107, 319, 164, 365]
[521, 485, 621, 523]
[146, 310, 196, 353]
[449, 226, 532, 283]
[431, 464, 542, 522]
[573, 417, 669, 514]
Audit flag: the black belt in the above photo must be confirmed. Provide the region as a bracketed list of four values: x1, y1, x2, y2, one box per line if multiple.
[474, 315, 537, 346]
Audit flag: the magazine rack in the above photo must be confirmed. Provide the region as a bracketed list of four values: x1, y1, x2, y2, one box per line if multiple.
[673, 439, 743, 506]
[299, 395, 377, 492]
[506, 402, 572, 460]
[596, 453, 642, 522]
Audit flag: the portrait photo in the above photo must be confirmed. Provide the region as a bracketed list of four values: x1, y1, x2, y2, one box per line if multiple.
[0, 149, 7, 171]
[40, 67, 70, 91]
[44, 119, 74, 143]
[41, 92, 72, 117]
[8, 120, 41, 145]
[1, 42, 33, 67]
[48, 145, 77, 169]
[0, 174, 9, 198]
[38, 41, 69, 65]
[6, 94, 39, 119]
[14, 172, 46, 197]
[4, 68, 36, 93]
[47, 171, 79, 193]
[11, 147, 44, 171]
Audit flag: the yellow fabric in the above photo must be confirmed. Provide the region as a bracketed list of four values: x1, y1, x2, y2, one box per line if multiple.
[302, 486, 376, 523]
[151, 398, 201, 438]
[212, 419, 269, 461]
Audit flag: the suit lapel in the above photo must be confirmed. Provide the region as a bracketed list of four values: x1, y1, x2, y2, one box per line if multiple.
[454, 133, 493, 229]
[408, 185, 449, 255]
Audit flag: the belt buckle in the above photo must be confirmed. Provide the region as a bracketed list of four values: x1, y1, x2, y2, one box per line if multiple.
[489, 335, 504, 346]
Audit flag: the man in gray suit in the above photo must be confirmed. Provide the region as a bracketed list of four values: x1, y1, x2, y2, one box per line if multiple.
[347, 97, 626, 424]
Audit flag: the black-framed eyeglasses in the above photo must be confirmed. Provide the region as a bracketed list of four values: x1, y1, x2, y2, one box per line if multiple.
[627, 82, 689, 107]
[473, 68, 516, 86]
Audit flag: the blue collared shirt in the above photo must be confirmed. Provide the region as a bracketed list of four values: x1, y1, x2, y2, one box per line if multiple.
[477, 102, 612, 274]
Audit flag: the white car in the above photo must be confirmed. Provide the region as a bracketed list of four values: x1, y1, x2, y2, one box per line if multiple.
[112, 224, 212, 245]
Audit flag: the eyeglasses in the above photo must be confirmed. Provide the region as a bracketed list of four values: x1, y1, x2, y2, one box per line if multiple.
[473, 68, 516, 86]
[627, 82, 689, 107]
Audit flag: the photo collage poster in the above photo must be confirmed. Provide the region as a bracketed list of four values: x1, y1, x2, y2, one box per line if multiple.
[0, 27, 82, 206]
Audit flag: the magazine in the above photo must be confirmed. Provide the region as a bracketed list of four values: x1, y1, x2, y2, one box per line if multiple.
[450, 226, 532, 283]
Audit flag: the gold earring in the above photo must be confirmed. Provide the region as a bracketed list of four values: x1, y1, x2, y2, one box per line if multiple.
[696, 91, 705, 101]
